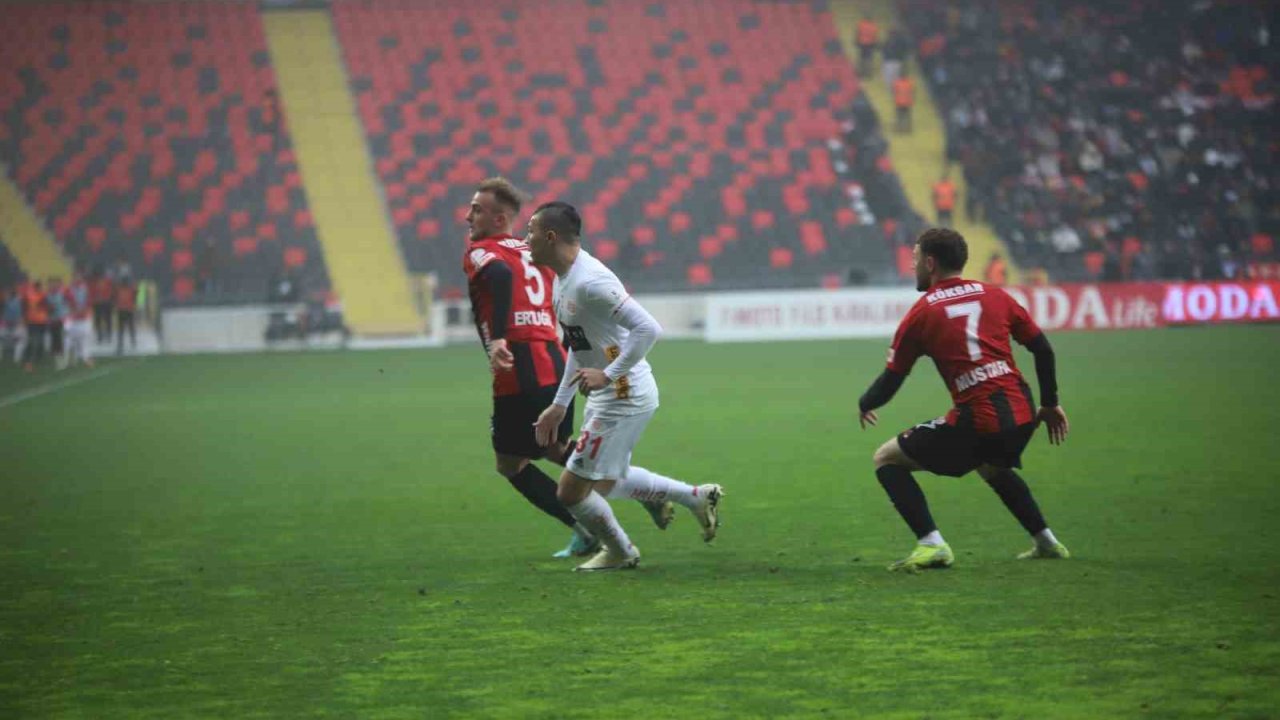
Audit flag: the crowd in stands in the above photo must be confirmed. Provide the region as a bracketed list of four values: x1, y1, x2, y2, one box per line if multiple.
[896, 0, 1278, 282]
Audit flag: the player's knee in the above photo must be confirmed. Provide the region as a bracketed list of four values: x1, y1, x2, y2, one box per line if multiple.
[872, 440, 900, 469]
[495, 455, 527, 479]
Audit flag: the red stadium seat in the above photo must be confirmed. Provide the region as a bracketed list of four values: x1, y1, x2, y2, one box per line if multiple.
[687, 263, 712, 286]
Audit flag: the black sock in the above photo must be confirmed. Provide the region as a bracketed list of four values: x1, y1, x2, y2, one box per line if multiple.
[983, 469, 1048, 536]
[507, 464, 576, 528]
[876, 465, 937, 539]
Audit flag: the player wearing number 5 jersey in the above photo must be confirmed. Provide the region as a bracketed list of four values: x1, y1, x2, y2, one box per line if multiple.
[463, 178, 595, 559]
[857, 228, 1071, 572]
[529, 202, 723, 572]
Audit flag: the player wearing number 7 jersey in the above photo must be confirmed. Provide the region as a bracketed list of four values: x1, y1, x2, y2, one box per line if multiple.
[528, 201, 724, 572]
[857, 228, 1071, 572]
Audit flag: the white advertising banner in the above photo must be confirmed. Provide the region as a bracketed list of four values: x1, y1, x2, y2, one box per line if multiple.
[705, 288, 919, 342]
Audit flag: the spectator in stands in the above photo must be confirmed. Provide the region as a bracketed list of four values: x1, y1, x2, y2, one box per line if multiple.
[983, 253, 1008, 286]
[932, 175, 957, 226]
[115, 275, 137, 356]
[259, 88, 282, 153]
[882, 28, 911, 93]
[856, 15, 880, 79]
[90, 267, 114, 344]
[892, 74, 915, 133]
[22, 279, 49, 372]
[901, 0, 1278, 281]
[45, 277, 68, 369]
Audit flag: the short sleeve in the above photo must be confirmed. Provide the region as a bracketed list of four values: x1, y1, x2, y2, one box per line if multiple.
[464, 246, 496, 281]
[1005, 289, 1042, 345]
[886, 307, 924, 375]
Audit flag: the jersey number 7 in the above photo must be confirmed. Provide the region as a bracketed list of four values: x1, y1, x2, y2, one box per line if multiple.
[944, 301, 983, 361]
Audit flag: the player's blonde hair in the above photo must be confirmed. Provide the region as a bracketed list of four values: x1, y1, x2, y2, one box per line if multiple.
[475, 177, 526, 214]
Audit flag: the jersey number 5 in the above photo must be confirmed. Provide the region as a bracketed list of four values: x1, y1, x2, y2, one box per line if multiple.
[520, 251, 545, 306]
[944, 301, 983, 361]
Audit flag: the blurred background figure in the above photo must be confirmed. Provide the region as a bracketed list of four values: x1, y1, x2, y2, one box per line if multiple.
[66, 271, 94, 368]
[115, 275, 137, 356]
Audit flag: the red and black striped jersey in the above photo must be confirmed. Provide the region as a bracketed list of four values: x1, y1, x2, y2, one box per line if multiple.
[463, 234, 565, 397]
[887, 278, 1042, 434]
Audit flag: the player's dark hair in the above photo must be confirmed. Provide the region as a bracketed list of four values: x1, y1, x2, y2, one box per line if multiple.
[917, 227, 968, 272]
[532, 201, 582, 242]
[475, 177, 525, 214]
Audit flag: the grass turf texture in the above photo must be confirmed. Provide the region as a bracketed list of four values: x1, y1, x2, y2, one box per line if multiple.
[1, 325, 1278, 719]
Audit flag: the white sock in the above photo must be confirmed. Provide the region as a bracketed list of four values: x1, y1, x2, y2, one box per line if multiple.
[572, 522, 594, 540]
[566, 493, 633, 555]
[1035, 528, 1059, 547]
[919, 530, 945, 547]
[606, 466, 698, 510]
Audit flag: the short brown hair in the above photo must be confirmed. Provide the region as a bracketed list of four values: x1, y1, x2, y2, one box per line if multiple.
[917, 227, 968, 272]
[475, 177, 525, 214]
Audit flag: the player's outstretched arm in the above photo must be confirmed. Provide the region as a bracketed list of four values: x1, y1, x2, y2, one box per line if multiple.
[858, 369, 905, 429]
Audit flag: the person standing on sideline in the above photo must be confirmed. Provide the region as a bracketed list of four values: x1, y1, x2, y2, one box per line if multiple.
[22, 279, 49, 372]
[90, 268, 114, 344]
[115, 275, 138, 356]
[66, 272, 95, 368]
[45, 277, 69, 369]
[1, 286, 25, 364]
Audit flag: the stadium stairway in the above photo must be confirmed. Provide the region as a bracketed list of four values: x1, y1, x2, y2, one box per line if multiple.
[831, 0, 1013, 282]
[0, 164, 72, 281]
[262, 9, 420, 335]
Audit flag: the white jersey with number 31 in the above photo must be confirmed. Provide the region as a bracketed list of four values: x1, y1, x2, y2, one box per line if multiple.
[554, 249, 658, 415]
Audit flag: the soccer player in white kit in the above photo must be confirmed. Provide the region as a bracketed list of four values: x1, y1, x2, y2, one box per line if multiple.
[529, 202, 724, 571]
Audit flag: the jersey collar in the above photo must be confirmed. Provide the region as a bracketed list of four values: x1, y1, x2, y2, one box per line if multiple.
[929, 276, 970, 291]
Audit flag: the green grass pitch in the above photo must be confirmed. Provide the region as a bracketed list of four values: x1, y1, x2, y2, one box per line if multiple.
[2, 325, 1278, 718]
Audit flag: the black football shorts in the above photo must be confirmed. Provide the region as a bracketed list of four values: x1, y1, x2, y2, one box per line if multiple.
[492, 385, 574, 459]
[897, 417, 1037, 477]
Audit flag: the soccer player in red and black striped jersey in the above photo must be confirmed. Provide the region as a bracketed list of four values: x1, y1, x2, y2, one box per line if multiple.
[463, 178, 594, 557]
[858, 228, 1071, 571]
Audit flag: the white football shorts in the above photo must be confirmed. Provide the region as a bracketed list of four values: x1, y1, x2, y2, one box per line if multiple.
[565, 406, 656, 481]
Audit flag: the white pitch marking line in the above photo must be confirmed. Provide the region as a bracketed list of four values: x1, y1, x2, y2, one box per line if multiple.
[0, 365, 123, 410]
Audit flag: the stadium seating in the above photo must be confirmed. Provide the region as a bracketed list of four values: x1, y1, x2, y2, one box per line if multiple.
[332, 0, 896, 293]
[900, 0, 1279, 282]
[0, 1, 329, 303]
